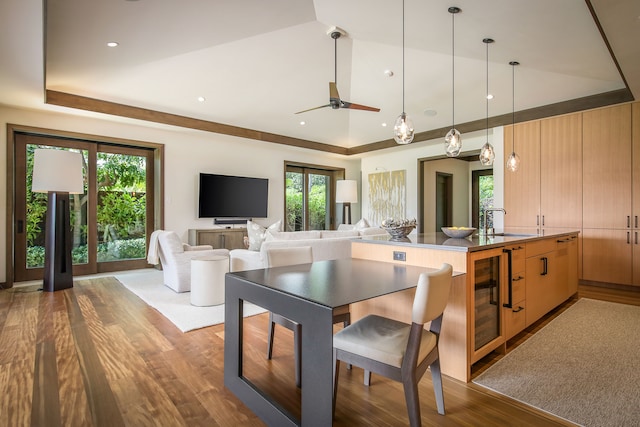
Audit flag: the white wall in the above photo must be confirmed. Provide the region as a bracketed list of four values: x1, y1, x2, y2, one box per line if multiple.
[359, 127, 504, 228]
[0, 105, 360, 282]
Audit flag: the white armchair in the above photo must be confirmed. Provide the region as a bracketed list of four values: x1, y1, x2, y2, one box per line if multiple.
[147, 230, 229, 292]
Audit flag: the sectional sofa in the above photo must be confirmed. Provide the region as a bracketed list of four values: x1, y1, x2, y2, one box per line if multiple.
[229, 223, 388, 272]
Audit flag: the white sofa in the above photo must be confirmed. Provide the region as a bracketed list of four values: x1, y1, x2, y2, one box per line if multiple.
[230, 227, 387, 272]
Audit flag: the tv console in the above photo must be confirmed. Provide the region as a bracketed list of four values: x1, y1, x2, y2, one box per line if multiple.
[188, 228, 247, 250]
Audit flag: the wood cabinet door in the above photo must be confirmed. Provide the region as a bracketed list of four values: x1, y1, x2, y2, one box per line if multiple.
[190, 229, 247, 250]
[525, 251, 556, 326]
[583, 104, 632, 229]
[633, 230, 640, 286]
[582, 228, 632, 285]
[504, 121, 541, 229]
[540, 113, 582, 228]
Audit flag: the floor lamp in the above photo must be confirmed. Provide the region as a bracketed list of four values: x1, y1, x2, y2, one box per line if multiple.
[32, 149, 84, 292]
[336, 180, 358, 225]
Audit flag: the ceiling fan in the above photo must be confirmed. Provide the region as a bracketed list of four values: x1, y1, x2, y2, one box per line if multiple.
[295, 28, 380, 114]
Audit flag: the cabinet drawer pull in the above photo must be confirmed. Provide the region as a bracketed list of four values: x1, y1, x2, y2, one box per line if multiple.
[536, 215, 539, 226]
[627, 232, 631, 245]
[627, 216, 631, 228]
[636, 216, 638, 228]
[636, 232, 638, 245]
[512, 276, 524, 282]
[503, 248, 513, 309]
[512, 306, 524, 313]
[541, 257, 548, 276]
[542, 215, 545, 226]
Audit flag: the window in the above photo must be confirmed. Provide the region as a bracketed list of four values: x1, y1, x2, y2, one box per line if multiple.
[284, 163, 344, 231]
[472, 169, 494, 229]
[8, 127, 161, 283]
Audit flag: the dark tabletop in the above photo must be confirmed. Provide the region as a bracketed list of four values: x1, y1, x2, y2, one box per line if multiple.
[227, 258, 443, 309]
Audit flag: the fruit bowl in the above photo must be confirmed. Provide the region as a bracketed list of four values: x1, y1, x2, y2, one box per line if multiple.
[441, 227, 476, 238]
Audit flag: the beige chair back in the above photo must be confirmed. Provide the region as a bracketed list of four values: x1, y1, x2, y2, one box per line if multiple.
[265, 246, 313, 268]
[412, 263, 452, 325]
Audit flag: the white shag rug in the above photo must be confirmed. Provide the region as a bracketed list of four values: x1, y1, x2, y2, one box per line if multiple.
[114, 269, 267, 333]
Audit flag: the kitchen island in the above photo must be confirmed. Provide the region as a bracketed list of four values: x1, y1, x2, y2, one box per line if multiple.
[350, 229, 579, 382]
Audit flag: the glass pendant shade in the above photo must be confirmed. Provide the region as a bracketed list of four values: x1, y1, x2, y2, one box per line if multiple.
[506, 151, 521, 172]
[394, 112, 414, 144]
[479, 141, 495, 165]
[445, 128, 462, 157]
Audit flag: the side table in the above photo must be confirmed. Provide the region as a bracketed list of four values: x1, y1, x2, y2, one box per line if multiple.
[191, 255, 229, 306]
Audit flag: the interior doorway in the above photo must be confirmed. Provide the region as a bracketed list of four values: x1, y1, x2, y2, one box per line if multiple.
[435, 172, 453, 230]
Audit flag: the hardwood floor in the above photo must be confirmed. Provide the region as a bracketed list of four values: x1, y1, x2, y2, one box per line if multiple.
[0, 277, 636, 426]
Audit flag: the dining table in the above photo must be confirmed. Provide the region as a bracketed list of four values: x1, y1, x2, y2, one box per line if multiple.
[224, 257, 445, 427]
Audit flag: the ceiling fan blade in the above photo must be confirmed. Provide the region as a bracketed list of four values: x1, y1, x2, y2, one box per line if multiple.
[329, 82, 340, 101]
[294, 104, 331, 114]
[340, 101, 380, 112]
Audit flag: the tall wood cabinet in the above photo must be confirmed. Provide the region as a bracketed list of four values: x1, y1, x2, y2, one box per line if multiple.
[633, 103, 640, 285]
[582, 104, 635, 285]
[540, 113, 583, 230]
[504, 113, 582, 233]
[504, 121, 541, 230]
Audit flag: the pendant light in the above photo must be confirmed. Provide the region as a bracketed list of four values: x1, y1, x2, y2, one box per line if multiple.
[479, 38, 495, 165]
[393, 0, 414, 144]
[506, 61, 521, 172]
[445, 6, 462, 157]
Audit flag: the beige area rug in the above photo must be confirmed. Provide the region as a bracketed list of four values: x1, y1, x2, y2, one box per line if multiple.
[473, 298, 640, 427]
[113, 269, 267, 333]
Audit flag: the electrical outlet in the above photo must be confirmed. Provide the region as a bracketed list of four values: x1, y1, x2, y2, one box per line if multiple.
[393, 251, 406, 261]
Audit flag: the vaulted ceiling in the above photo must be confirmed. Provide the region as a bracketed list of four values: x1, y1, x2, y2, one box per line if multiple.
[1, 0, 638, 154]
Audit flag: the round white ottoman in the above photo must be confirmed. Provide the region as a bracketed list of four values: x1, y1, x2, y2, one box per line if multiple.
[190, 255, 229, 306]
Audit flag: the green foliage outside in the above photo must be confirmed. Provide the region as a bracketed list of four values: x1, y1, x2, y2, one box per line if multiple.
[479, 175, 495, 228]
[285, 172, 329, 231]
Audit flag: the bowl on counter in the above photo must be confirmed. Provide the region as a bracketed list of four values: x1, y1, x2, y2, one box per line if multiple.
[381, 218, 417, 240]
[441, 226, 476, 238]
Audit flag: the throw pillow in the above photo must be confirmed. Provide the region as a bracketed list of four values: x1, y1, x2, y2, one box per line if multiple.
[247, 220, 282, 251]
[337, 224, 356, 231]
[354, 218, 370, 230]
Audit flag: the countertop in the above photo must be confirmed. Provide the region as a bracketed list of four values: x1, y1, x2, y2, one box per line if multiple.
[358, 229, 580, 252]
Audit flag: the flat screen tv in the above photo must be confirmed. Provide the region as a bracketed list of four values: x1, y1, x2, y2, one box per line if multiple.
[198, 173, 268, 219]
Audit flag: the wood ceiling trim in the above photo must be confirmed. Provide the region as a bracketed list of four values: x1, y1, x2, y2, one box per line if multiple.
[45, 90, 348, 155]
[46, 88, 632, 157]
[347, 88, 634, 155]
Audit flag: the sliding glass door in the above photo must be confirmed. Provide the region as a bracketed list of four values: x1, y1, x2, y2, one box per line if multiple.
[11, 132, 155, 282]
[284, 163, 343, 231]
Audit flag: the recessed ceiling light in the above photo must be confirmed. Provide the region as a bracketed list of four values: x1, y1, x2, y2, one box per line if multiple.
[197, 96, 206, 102]
[487, 94, 494, 100]
[299, 121, 306, 126]
[381, 123, 387, 127]
[423, 109, 437, 117]
[107, 41, 119, 47]
[384, 70, 394, 77]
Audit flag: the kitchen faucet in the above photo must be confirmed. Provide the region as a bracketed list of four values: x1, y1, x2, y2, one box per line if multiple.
[482, 208, 506, 236]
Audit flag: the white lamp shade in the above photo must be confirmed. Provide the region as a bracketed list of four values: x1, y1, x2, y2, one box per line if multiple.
[32, 149, 84, 194]
[336, 180, 358, 203]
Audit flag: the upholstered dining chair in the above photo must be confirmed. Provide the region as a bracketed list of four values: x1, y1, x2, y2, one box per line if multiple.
[147, 230, 229, 293]
[332, 263, 453, 426]
[265, 246, 351, 388]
